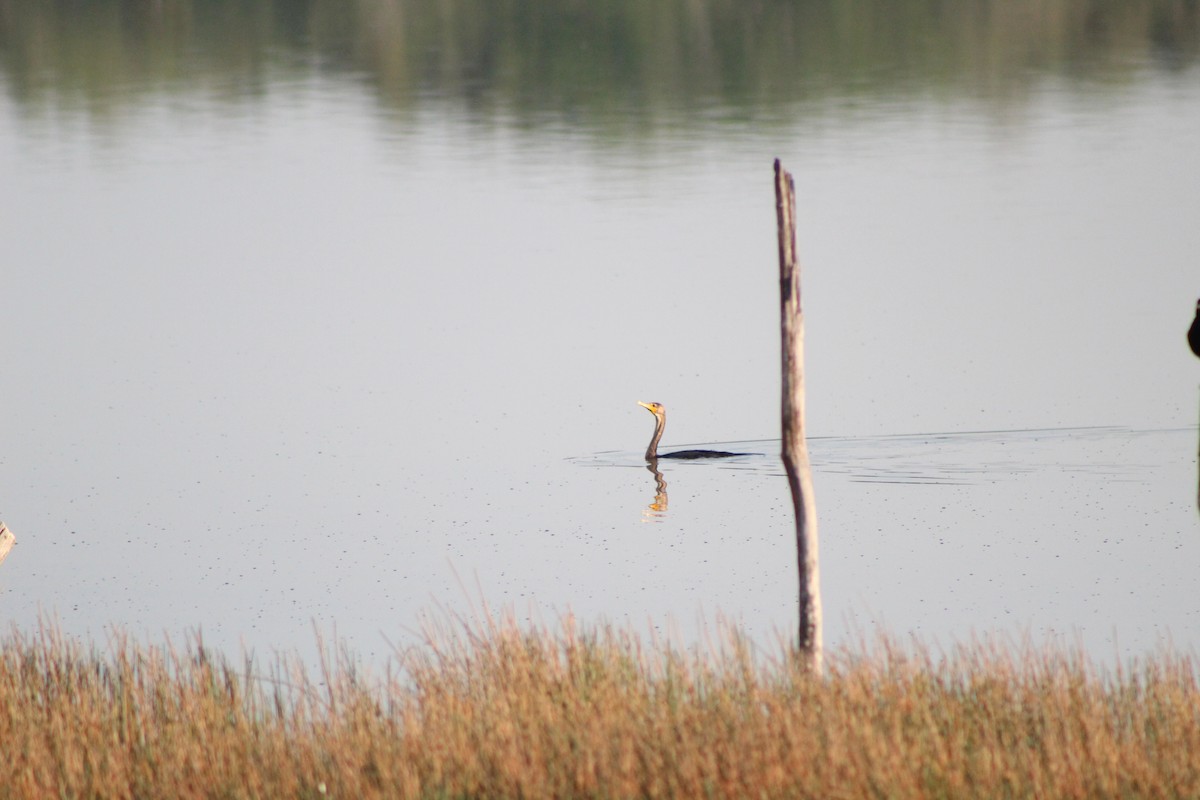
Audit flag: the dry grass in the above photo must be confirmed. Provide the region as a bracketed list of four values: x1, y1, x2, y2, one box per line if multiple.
[1, 614, 1198, 799]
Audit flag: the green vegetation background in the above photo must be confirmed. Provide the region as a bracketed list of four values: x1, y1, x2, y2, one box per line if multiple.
[3, 0, 1198, 131]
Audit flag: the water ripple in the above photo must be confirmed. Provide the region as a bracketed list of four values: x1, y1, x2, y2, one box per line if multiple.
[576, 425, 1191, 487]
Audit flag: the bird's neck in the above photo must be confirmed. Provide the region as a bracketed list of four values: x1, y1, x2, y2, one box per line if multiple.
[645, 415, 665, 461]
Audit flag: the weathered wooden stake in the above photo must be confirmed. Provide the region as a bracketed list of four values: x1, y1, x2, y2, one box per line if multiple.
[775, 159, 823, 674]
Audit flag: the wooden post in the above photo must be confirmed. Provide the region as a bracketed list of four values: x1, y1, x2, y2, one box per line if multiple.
[1191, 300, 1200, 513]
[775, 159, 823, 673]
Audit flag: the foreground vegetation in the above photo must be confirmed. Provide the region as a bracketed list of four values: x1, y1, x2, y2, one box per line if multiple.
[2, 616, 1198, 799]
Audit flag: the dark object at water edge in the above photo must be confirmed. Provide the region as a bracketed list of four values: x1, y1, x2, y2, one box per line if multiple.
[1189, 299, 1200, 358]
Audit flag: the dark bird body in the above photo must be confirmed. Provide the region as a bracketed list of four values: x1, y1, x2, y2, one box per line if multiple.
[1189, 299, 1200, 358]
[638, 401, 744, 461]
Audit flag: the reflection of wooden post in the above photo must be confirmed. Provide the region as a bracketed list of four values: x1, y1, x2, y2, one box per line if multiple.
[775, 159, 822, 674]
[0, 522, 15, 566]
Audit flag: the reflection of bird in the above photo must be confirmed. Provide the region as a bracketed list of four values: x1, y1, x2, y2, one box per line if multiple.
[638, 401, 743, 461]
[1190, 299, 1200, 358]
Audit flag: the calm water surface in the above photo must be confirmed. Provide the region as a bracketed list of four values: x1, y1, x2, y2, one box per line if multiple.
[0, 2, 1198, 665]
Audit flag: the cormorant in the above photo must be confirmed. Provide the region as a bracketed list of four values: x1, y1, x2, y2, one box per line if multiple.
[638, 401, 744, 461]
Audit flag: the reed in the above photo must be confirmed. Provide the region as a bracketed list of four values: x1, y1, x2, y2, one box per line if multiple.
[0, 614, 1197, 799]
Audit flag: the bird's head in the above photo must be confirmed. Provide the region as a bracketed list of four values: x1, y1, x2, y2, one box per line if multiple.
[638, 401, 665, 418]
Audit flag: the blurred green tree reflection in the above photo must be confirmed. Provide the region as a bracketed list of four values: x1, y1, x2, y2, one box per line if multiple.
[1, 0, 1196, 128]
